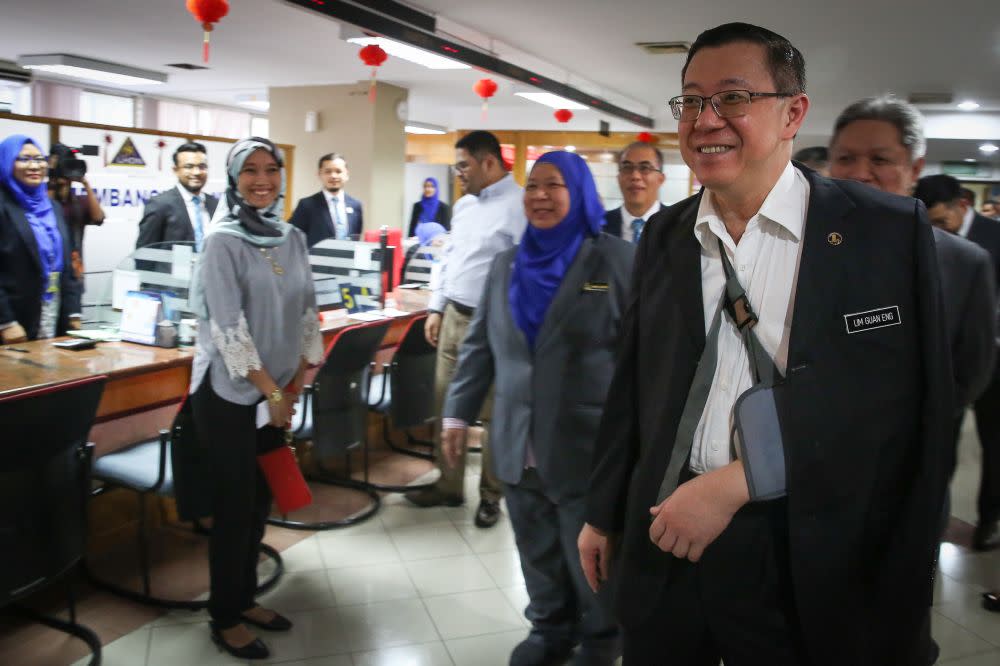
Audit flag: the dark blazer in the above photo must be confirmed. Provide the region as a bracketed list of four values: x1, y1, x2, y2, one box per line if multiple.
[407, 201, 451, 237]
[603, 207, 623, 238]
[290, 191, 363, 246]
[933, 226, 996, 410]
[967, 212, 1000, 287]
[135, 187, 219, 249]
[585, 170, 953, 666]
[444, 234, 635, 500]
[0, 189, 82, 339]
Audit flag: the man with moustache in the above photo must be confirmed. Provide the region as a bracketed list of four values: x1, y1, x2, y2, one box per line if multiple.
[604, 142, 665, 243]
[578, 23, 952, 665]
[136, 142, 218, 250]
[290, 153, 363, 246]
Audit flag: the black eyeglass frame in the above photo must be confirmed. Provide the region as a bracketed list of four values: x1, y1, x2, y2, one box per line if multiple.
[668, 90, 796, 121]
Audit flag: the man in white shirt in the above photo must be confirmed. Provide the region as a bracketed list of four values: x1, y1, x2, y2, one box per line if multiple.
[290, 153, 364, 246]
[579, 22, 952, 665]
[603, 142, 665, 243]
[135, 142, 218, 250]
[405, 131, 526, 529]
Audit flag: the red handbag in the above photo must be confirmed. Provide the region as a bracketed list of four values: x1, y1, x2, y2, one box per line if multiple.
[257, 430, 312, 514]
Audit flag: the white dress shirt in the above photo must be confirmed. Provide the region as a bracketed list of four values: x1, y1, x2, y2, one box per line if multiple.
[429, 174, 526, 312]
[957, 206, 975, 238]
[324, 191, 349, 239]
[689, 162, 810, 474]
[620, 201, 662, 243]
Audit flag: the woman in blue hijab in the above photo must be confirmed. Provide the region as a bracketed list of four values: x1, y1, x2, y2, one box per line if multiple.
[0, 134, 81, 343]
[407, 176, 451, 237]
[439, 151, 635, 664]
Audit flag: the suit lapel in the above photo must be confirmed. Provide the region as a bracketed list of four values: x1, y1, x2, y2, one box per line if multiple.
[170, 188, 193, 229]
[670, 199, 706, 349]
[496, 254, 532, 356]
[786, 172, 855, 366]
[5, 198, 42, 270]
[534, 238, 600, 351]
[317, 192, 335, 237]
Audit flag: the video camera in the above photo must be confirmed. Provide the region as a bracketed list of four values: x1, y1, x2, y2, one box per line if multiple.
[49, 143, 99, 182]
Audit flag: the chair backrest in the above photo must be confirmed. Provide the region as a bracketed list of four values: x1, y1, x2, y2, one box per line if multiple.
[388, 316, 437, 429]
[311, 321, 391, 457]
[401, 241, 443, 286]
[0, 376, 106, 606]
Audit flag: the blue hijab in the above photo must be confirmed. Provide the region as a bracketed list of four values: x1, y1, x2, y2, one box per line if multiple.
[416, 221, 446, 245]
[0, 135, 63, 300]
[509, 151, 605, 348]
[419, 177, 441, 222]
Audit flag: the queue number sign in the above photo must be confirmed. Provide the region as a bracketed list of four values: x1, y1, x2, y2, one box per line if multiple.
[339, 283, 374, 313]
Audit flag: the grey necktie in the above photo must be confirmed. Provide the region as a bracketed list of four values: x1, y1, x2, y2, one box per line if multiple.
[331, 196, 347, 239]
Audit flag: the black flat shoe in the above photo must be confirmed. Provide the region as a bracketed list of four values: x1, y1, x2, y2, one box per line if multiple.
[983, 591, 1000, 613]
[240, 609, 293, 631]
[209, 622, 270, 660]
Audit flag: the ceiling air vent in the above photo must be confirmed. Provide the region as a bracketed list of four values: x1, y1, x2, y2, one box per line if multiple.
[635, 41, 691, 55]
[908, 92, 953, 105]
[166, 63, 209, 70]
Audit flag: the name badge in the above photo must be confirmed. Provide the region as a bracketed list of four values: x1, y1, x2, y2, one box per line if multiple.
[844, 306, 901, 334]
[582, 282, 609, 292]
[345, 206, 355, 214]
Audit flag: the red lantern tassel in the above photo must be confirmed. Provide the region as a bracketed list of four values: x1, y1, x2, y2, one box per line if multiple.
[202, 22, 214, 63]
[369, 68, 377, 102]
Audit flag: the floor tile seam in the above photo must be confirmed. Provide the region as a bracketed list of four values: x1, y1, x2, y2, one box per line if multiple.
[380, 528, 450, 649]
[346, 639, 458, 665]
[410, 581, 499, 599]
[938, 646, 1000, 663]
[933, 608, 1000, 648]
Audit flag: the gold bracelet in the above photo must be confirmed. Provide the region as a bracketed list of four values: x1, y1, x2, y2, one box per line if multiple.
[268, 388, 284, 405]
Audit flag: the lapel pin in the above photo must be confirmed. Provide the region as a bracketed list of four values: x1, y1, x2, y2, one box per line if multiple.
[827, 232, 843, 246]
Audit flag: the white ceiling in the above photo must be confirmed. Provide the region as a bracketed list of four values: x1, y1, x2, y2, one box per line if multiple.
[0, 0, 997, 162]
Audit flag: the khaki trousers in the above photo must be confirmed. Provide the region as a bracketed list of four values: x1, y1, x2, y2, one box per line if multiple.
[433, 302, 503, 502]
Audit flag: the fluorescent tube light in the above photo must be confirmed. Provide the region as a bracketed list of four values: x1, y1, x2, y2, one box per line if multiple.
[405, 122, 448, 135]
[957, 101, 980, 111]
[346, 36, 470, 70]
[18, 53, 167, 86]
[515, 92, 587, 110]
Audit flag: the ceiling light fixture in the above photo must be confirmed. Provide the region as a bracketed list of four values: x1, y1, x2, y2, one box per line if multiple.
[515, 92, 588, 110]
[346, 36, 470, 70]
[235, 95, 270, 112]
[405, 121, 448, 135]
[980, 143, 999, 154]
[957, 101, 981, 111]
[18, 53, 167, 86]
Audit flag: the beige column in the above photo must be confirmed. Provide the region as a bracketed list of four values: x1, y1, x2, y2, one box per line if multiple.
[268, 82, 408, 234]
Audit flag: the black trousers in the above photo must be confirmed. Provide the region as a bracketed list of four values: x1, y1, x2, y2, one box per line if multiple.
[621, 496, 808, 666]
[973, 378, 1000, 525]
[190, 377, 273, 629]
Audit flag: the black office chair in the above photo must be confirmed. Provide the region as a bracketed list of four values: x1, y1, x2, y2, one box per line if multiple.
[84, 402, 283, 610]
[0, 376, 106, 666]
[273, 319, 391, 530]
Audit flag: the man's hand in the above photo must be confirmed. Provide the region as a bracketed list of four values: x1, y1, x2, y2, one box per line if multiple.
[441, 427, 467, 469]
[648, 461, 749, 562]
[1, 323, 28, 344]
[68, 317, 82, 331]
[578, 523, 616, 593]
[425, 312, 442, 347]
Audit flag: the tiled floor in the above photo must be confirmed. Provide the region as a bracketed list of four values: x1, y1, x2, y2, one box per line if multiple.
[10, 412, 1000, 665]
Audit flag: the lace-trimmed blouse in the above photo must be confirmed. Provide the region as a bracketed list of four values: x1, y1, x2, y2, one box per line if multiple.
[190, 227, 324, 405]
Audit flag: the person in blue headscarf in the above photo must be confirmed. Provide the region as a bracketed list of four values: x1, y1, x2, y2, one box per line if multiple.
[438, 151, 635, 666]
[407, 176, 451, 237]
[0, 134, 81, 343]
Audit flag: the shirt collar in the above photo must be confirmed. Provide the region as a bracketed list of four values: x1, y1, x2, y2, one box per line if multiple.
[693, 161, 805, 251]
[325, 190, 341, 204]
[478, 173, 517, 201]
[176, 183, 200, 203]
[621, 201, 662, 225]
[958, 206, 975, 238]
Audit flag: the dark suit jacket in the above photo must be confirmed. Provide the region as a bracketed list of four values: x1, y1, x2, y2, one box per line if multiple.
[967, 212, 1000, 286]
[135, 187, 219, 249]
[443, 234, 635, 500]
[585, 170, 953, 665]
[290, 191, 363, 246]
[0, 189, 82, 339]
[407, 201, 451, 237]
[603, 207, 623, 237]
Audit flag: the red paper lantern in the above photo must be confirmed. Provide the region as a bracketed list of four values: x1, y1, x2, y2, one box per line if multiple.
[637, 131, 657, 143]
[186, 0, 229, 63]
[359, 44, 388, 102]
[473, 78, 498, 120]
[554, 109, 573, 123]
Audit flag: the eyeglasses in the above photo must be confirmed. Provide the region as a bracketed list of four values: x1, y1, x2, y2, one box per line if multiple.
[668, 90, 795, 122]
[14, 155, 49, 166]
[619, 161, 662, 176]
[450, 161, 471, 175]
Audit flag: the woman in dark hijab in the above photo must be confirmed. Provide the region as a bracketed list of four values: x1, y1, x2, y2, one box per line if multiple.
[188, 137, 323, 659]
[0, 134, 81, 343]
[440, 151, 635, 665]
[407, 176, 450, 237]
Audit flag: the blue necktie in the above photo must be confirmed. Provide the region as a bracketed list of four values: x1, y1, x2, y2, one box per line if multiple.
[631, 218, 644, 244]
[332, 196, 347, 239]
[191, 194, 205, 251]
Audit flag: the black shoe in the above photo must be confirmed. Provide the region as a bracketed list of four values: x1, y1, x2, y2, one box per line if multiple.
[209, 622, 270, 660]
[983, 591, 1000, 612]
[241, 608, 293, 631]
[972, 520, 1000, 551]
[510, 636, 574, 666]
[405, 485, 465, 508]
[571, 633, 622, 666]
[475, 499, 501, 528]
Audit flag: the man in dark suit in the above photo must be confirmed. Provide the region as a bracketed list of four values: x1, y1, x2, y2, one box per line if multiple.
[578, 23, 953, 666]
[603, 142, 664, 243]
[135, 142, 218, 250]
[290, 153, 363, 246]
[916, 173, 1000, 551]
